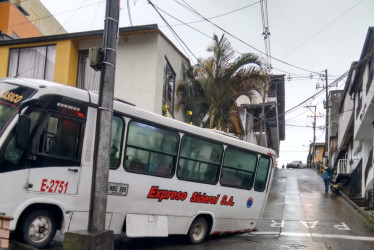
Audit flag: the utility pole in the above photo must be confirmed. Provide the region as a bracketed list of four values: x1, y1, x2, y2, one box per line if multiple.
[63, 1, 119, 249]
[89, 0, 119, 234]
[305, 105, 316, 167]
[305, 105, 322, 168]
[324, 69, 329, 168]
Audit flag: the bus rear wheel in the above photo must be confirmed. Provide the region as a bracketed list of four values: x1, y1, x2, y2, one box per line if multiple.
[187, 217, 208, 244]
[20, 209, 57, 249]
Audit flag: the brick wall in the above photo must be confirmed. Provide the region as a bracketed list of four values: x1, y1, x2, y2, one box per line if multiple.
[0, 215, 13, 249]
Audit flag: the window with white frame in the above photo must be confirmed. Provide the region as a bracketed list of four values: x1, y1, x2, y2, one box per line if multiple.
[163, 57, 176, 116]
[8, 45, 56, 81]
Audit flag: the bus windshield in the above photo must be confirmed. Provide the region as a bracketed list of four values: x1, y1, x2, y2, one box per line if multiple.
[0, 102, 18, 136]
[0, 81, 36, 136]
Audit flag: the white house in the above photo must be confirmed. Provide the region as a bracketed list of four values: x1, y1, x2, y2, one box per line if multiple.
[348, 27, 374, 207]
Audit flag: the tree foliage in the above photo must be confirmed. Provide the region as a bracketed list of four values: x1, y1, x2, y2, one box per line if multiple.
[177, 34, 268, 131]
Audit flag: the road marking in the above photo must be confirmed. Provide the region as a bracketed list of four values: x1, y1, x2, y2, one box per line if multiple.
[300, 220, 319, 229]
[249, 232, 374, 242]
[333, 222, 350, 230]
[270, 220, 284, 227]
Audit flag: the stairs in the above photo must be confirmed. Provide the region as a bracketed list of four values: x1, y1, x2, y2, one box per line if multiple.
[350, 196, 366, 207]
[341, 188, 366, 207]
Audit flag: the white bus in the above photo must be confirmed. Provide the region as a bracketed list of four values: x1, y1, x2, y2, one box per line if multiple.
[0, 78, 276, 248]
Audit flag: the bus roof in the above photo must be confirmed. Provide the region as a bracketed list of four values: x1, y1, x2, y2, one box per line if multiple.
[2, 78, 277, 157]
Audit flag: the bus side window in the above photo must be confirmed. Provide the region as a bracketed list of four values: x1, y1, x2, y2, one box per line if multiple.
[177, 136, 223, 184]
[36, 114, 83, 160]
[254, 157, 271, 192]
[109, 116, 124, 169]
[124, 121, 179, 177]
[221, 147, 257, 189]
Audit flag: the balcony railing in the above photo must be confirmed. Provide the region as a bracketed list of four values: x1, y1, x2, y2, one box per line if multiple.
[337, 159, 348, 174]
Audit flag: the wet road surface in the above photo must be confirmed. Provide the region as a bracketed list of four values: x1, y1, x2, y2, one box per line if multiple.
[112, 168, 374, 249]
[254, 168, 374, 249]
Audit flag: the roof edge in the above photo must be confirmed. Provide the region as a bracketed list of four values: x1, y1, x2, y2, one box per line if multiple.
[0, 24, 159, 46]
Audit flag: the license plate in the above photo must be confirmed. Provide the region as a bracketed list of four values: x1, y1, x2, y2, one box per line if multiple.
[108, 183, 128, 196]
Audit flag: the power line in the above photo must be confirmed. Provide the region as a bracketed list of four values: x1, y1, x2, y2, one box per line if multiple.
[6, 0, 105, 30]
[166, 0, 261, 27]
[55, 0, 89, 34]
[280, 0, 365, 60]
[148, 0, 198, 63]
[127, 0, 133, 26]
[90, 0, 102, 29]
[284, 35, 374, 116]
[174, 0, 322, 75]
[154, 2, 336, 81]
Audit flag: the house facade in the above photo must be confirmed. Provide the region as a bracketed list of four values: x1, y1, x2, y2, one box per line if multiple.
[348, 27, 374, 206]
[0, 0, 65, 39]
[307, 142, 325, 169]
[333, 27, 373, 208]
[336, 63, 357, 177]
[0, 24, 189, 120]
[238, 74, 285, 156]
[328, 90, 343, 169]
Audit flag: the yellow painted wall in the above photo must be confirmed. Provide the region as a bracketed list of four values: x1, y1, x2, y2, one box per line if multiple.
[315, 146, 325, 163]
[0, 47, 10, 77]
[0, 39, 79, 87]
[53, 40, 78, 86]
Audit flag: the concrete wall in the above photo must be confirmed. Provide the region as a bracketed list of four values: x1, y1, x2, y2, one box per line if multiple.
[78, 31, 187, 120]
[115, 32, 159, 113]
[156, 33, 185, 121]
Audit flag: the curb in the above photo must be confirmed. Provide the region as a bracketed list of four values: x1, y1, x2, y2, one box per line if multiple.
[340, 191, 374, 226]
[9, 240, 38, 250]
[312, 168, 374, 226]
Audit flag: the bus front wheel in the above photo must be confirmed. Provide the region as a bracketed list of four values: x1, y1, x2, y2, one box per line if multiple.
[187, 217, 208, 244]
[20, 209, 57, 249]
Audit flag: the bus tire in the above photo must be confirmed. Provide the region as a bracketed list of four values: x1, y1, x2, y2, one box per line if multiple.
[187, 217, 208, 244]
[20, 209, 57, 249]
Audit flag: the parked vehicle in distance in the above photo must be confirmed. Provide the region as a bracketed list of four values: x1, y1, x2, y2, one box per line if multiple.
[286, 161, 305, 168]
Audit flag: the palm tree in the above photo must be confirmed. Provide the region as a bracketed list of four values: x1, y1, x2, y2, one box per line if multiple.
[177, 34, 268, 132]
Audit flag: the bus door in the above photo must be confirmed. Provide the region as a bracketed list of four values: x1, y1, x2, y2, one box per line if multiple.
[26, 112, 85, 195]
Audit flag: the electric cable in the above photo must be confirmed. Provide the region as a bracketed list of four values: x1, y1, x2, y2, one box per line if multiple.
[127, 0, 133, 26]
[6, 0, 105, 30]
[153, 3, 333, 82]
[90, 0, 102, 29]
[167, 0, 261, 27]
[55, 0, 89, 34]
[280, 0, 364, 60]
[175, 0, 322, 75]
[148, 0, 199, 63]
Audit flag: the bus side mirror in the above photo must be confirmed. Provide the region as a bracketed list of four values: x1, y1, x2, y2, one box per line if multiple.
[16, 115, 31, 150]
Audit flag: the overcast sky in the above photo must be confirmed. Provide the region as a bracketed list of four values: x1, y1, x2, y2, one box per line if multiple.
[41, 0, 373, 167]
